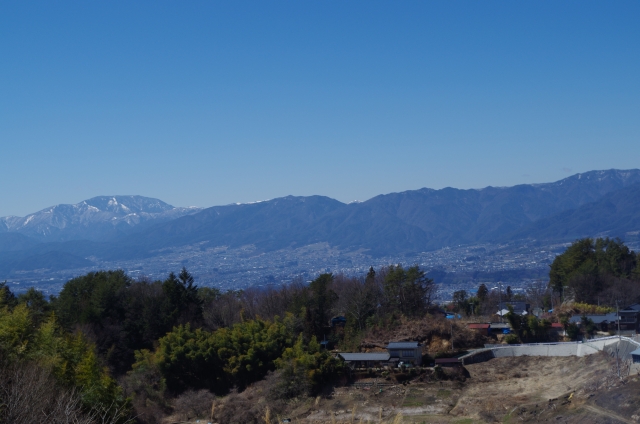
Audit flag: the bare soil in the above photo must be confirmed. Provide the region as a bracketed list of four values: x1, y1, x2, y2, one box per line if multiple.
[178, 352, 640, 423]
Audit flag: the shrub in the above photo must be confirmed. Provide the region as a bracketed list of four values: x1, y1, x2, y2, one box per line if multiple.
[172, 389, 216, 421]
[504, 334, 520, 344]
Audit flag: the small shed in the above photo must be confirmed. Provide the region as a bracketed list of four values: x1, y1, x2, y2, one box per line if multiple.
[338, 352, 390, 368]
[434, 358, 461, 367]
[490, 323, 511, 334]
[630, 348, 640, 364]
[467, 323, 490, 336]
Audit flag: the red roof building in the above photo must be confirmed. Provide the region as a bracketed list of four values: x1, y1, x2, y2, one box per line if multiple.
[467, 323, 490, 335]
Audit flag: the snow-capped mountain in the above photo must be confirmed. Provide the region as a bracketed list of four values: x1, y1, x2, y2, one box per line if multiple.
[0, 196, 201, 242]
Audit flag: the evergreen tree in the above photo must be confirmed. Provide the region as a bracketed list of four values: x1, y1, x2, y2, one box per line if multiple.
[549, 237, 638, 303]
[477, 283, 489, 301]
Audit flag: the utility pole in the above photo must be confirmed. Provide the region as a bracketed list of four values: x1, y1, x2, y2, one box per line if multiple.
[616, 301, 621, 378]
[498, 282, 503, 323]
[450, 321, 454, 352]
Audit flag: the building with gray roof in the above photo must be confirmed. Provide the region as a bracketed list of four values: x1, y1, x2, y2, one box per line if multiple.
[338, 352, 390, 368]
[385, 341, 422, 365]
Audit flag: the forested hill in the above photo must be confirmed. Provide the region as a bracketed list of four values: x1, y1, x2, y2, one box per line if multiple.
[1, 169, 640, 275]
[512, 183, 640, 242]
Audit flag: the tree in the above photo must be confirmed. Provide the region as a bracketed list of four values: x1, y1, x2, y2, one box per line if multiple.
[162, 268, 203, 326]
[452, 290, 468, 314]
[149, 316, 294, 394]
[334, 274, 380, 333]
[0, 281, 17, 309]
[18, 288, 51, 326]
[366, 267, 376, 284]
[382, 265, 436, 317]
[549, 238, 638, 304]
[505, 305, 550, 343]
[0, 298, 131, 421]
[304, 273, 337, 339]
[53, 270, 131, 329]
[477, 284, 489, 302]
[273, 334, 342, 399]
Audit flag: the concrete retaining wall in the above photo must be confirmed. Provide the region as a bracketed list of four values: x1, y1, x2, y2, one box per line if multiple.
[460, 336, 640, 366]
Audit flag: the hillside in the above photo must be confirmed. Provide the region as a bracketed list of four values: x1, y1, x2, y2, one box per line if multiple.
[513, 183, 640, 241]
[202, 351, 632, 423]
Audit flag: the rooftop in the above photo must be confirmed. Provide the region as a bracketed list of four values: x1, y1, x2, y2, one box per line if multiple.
[468, 323, 490, 329]
[490, 323, 511, 329]
[435, 358, 461, 364]
[569, 313, 618, 324]
[338, 353, 390, 362]
[386, 341, 421, 349]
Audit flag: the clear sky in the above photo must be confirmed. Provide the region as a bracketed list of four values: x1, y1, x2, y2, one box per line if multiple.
[1, 1, 639, 217]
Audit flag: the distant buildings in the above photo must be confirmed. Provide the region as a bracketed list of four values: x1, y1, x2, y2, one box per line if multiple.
[497, 301, 530, 316]
[569, 303, 640, 333]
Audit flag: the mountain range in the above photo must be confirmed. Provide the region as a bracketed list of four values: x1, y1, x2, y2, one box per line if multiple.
[0, 196, 201, 242]
[1, 169, 640, 277]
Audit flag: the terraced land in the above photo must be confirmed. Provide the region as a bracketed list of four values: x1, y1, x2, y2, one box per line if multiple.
[300, 353, 638, 423]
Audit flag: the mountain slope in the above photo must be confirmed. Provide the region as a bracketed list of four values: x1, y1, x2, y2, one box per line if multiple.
[0, 196, 201, 242]
[512, 183, 640, 241]
[100, 169, 640, 258]
[100, 195, 347, 259]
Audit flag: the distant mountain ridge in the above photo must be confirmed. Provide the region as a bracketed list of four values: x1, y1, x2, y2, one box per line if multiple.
[512, 182, 640, 241]
[0, 195, 201, 242]
[1, 169, 640, 276]
[89, 168, 640, 259]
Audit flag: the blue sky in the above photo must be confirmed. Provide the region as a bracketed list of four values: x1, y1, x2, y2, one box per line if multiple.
[1, 1, 639, 216]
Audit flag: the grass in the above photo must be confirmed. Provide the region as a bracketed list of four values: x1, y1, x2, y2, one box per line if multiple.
[436, 389, 451, 398]
[402, 398, 424, 407]
[502, 412, 513, 424]
[454, 419, 474, 424]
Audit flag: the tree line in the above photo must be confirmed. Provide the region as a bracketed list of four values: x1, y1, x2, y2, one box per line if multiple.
[0, 264, 437, 423]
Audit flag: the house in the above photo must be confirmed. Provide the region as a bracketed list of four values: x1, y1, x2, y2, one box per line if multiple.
[338, 352, 390, 368]
[625, 303, 640, 311]
[569, 303, 640, 333]
[618, 305, 640, 331]
[498, 301, 530, 316]
[569, 313, 618, 331]
[385, 341, 423, 366]
[467, 323, 490, 336]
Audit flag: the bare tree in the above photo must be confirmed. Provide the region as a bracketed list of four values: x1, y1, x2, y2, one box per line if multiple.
[0, 362, 134, 424]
